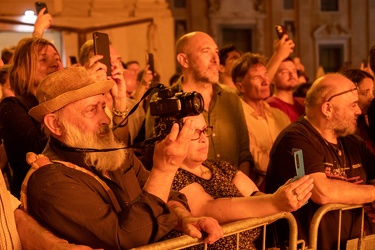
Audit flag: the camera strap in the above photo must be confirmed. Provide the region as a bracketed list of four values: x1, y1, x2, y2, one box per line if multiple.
[112, 83, 164, 130]
[58, 83, 166, 153]
[56, 136, 163, 153]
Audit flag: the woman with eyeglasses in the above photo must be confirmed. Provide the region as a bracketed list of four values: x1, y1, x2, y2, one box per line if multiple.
[163, 114, 314, 249]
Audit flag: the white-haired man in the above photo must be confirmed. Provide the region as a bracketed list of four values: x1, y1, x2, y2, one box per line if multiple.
[24, 67, 223, 249]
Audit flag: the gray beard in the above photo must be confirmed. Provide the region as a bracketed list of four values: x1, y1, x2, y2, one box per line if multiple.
[60, 121, 127, 172]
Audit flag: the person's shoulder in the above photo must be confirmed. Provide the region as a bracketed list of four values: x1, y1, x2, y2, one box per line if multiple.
[267, 96, 289, 104]
[216, 85, 242, 104]
[28, 162, 68, 187]
[0, 96, 32, 119]
[293, 97, 305, 107]
[265, 96, 284, 107]
[0, 95, 37, 111]
[278, 117, 309, 138]
[342, 134, 366, 148]
[0, 96, 19, 107]
[266, 103, 291, 123]
[217, 83, 239, 95]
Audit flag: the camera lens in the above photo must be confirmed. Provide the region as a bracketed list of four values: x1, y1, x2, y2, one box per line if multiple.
[180, 91, 204, 116]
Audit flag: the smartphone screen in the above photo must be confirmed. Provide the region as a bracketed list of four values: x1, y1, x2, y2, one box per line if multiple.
[35, 2, 48, 15]
[275, 25, 287, 40]
[93, 32, 111, 76]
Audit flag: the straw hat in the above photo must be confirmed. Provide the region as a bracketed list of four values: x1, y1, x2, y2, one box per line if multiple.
[29, 67, 114, 122]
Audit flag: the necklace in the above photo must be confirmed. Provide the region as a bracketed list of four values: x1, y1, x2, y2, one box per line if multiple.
[323, 138, 347, 169]
[323, 138, 342, 156]
[200, 165, 211, 176]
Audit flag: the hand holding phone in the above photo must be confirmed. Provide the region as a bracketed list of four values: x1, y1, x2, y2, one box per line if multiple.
[275, 24, 287, 40]
[147, 53, 155, 80]
[93, 32, 111, 76]
[35, 2, 48, 15]
[292, 148, 308, 205]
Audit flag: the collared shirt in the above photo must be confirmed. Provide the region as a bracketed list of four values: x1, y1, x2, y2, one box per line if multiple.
[241, 100, 290, 174]
[145, 80, 253, 167]
[27, 137, 187, 249]
[0, 171, 21, 250]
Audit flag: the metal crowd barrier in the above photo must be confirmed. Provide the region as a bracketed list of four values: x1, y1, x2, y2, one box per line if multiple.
[131, 211, 299, 250]
[308, 203, 375, 250]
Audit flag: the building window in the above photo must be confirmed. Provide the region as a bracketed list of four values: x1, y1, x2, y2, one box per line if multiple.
[221, 28, 252, 53]
[284, 0, 294, 9]
[319, 44, 343, 72]
[321, 0, 338, 11]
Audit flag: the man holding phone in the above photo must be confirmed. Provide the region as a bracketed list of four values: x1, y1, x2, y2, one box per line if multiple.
[264, 31, 305, 122]
[266, 73, 375, 249]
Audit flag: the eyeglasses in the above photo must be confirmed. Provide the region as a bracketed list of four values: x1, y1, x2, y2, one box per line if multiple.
[326, 84, 358, 102]
[191, 126, 213, 140]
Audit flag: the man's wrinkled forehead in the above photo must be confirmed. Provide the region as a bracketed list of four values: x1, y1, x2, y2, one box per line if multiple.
[68, 94, 106, 111]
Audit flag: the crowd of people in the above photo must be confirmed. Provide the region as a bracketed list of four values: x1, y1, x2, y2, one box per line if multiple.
[1, 5, 375, 250]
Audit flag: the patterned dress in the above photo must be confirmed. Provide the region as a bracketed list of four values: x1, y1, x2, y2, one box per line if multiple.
[164, 159, 261, 249]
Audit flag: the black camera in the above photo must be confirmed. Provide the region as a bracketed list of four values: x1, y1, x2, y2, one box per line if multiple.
[150, 86, 204, 137]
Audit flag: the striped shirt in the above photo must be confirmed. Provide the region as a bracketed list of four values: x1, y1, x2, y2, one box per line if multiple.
[0, 171, 21, 250]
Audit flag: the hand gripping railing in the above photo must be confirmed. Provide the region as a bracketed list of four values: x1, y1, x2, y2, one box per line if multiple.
[308, 203, 365, 250]
[131, 211, 299, 250]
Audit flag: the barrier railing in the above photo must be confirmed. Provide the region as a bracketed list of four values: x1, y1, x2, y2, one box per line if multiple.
[308, 203, 366, 250]
[131, 211, 299, 250]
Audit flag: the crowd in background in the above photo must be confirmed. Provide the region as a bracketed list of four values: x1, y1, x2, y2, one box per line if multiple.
[1, 7, 375, 250]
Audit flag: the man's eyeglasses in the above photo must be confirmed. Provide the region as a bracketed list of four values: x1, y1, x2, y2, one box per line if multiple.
[326, 84, 358, 102]
[191, 126, 213, 140]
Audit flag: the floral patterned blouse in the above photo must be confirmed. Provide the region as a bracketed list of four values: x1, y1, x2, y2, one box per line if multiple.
[163, 159, 261, 250]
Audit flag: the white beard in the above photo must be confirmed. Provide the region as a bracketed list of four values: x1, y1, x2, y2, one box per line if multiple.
[59, 119, 127, 172]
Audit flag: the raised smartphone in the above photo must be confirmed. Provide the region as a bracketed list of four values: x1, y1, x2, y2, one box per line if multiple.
[69, 56, 78, 65]
[147, 53, 155, 79]
[93, 32, 111, 76]
[275, 24, 287, 40]
[292, 148, 305, 182]
[35, 2, 48, 15]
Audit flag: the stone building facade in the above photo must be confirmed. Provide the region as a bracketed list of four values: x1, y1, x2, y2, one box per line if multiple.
[0, 0, 374, 84]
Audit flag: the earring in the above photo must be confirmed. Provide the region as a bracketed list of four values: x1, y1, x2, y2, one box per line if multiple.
[326, 114, 331, 119]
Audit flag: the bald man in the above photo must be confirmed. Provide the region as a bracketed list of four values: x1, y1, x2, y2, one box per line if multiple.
[145, 31, 254, 175]
[266, 73, 375, 249]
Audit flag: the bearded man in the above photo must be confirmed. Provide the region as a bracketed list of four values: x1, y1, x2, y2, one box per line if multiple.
[266, 57, 305, 122]
[24, 67, 223, 249]
[265, 73, 375, 250]
[145, 31, 254, 176]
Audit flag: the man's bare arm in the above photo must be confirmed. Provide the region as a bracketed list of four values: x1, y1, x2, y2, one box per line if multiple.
[310, 172, 375, 205]
[144, 120, 195, 202]
[266, 35, 295, 83]
[14, 209, 93, 250]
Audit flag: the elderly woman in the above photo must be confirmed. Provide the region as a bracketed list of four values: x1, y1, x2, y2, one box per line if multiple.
[165, 114, 313, 249]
